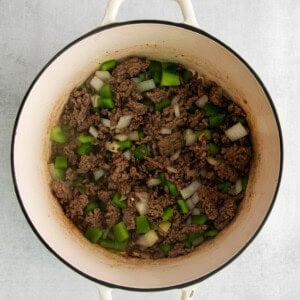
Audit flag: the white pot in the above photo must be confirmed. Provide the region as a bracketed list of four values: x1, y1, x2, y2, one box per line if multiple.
[11, 0, 282, 299]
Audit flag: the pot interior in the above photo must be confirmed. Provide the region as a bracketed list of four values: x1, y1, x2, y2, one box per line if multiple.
[13, 22, 281, 289]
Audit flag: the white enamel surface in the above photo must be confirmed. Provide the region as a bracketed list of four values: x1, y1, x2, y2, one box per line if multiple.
[13, 23, 281, 289]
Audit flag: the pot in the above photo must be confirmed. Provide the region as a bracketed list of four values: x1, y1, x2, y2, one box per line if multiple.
[11, 0, 283, 299]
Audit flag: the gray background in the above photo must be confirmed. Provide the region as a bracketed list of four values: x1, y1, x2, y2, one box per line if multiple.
[1, 0, 299, 299]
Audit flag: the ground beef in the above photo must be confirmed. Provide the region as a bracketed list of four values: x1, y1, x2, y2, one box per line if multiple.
[50, 56, 252, 259]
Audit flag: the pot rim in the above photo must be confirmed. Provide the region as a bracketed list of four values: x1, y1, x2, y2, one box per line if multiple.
[11, 20, 283, 292]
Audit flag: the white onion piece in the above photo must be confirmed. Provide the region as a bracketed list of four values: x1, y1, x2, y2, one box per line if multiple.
[171, 95, 180, 105]
[235, 178, 243, 195]
[114, 134, 128, 141]
[199, 168, 207, 178]
[91, 95, 99, 108]
[123, 150, 131, 161]
[137, 230, 158, 248]
[128, 131, 139, 141]
[190, 193, 200, 205]
[93, 169, 104, 181]
[147, 178, 161, 187]
[137, 79, 156, 92]
[135, 192, 149, 203]
[170, 150, 181, 161]
[90, 76, 104, 91]
[186, 217, 192, 225]
[135, 192, 149, 215]
[105, 141, 119, 153]
[89, 126, 98, 138]
[95, 70, 111, 81]
[186, 198, 195, 210]
[174, 104, 180, 117]
[225, 122, 248, 141]
[195, 95, 208, 108]
[180, 180, 201, 199]
[101, 118, 111, 128]
[207, 156, 219, 166]
[192, 208, 201, 215]
[166, 166, 178, 174]
[184, 129, 197, 146]
[160, 128, 172, 135]
[132, 77, 140, 84]
[159, 221, 171, 233]
[116, 115, 133, 129]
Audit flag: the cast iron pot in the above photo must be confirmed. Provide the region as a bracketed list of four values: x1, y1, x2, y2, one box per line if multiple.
[11, 0, 283, 299]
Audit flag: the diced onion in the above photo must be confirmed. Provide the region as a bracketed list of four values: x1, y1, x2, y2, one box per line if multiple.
[190, 193, 200, 205]
[90, 76, 104, 91]
[132, 77, 140, 84]
[123, 150, 131, 161]
[147, 178, 161, 187]
[95, 70, 111, 81]
[128, 131, 139, 141]
[114, 134, 128, 141]
[207, 156, 219, 166]
[159, 221, 171, 233]
[192, 208, 201, 215]
[174, 104, 180, 117]
[225, 122, 248, 141]
[166, 166, 178, 174]
[180, 180, 201, 199]
[116, 115, 132, 129]
[186, 217, 192, 225]
[91, 95, 99, 108]
[101, 118, 111, 128]
[170, 150, 181, 161]
[195, 95, 208, 108]
[137, 79, 156, 92]
[137, 230, 159, 248]
[105, 141, 119, 153]
[135, 192, 149, 215]
[171, 95, 180, 105]
[235, 178, 243, 195]
[186, 198, 195, 210]
[160, 128, 172, 135]
[184, 129, 197, 146]
[89, 126, 98, 138]
[93, 168, 104, 181]
[199, 168, 207, 178]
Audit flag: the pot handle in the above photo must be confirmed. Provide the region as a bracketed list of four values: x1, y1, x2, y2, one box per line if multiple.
[181, 284, 198, 300]
[101, 0, 199, 28]
[96, 284, 113, 300]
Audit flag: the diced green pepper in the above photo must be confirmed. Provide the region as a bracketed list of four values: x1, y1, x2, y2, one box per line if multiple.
[54, 156, 68, 169]
[113, 221, 129, 242]
[78, 133, 95, 144]
[202, 103, 222, 117]
[161, 70, 180, 86]
[135, 216, 151, 234]
[133, 144, 151, 159]
[140, 98, 154, 107]
[162, 62, 177, 72]
[102, 228, 110, 240]
[191, 214, 208, 225]
[105, 151, 112, 162]
[187, 104, 198, 114]
[49, 163, 65, 179]
[97, 97, 115, 109]
[177, 199, 189, 214]
[166, 181, 179, 196]
[100, 239, 128, 251]
[182, 69, 193, 83]
[84, 201, 100, 214]
[183, 239, 193, 248]
[209, 143, 219, 156]
[162, 207, 173, 221]
[118, 139, 132, 151]
[50, 126, 68, 143]
[84, 227, 103, 243]
[209, 114, 225, 128]
[217, 181, 232, 193]
[158, 173, 167, 185]
[138, 72, 147, 82]
[112, 192, 127, 209]
[100, 84, 113, 98]
[241, 176, 249, 191]
[195, 129, 212, 141]
[149, 61, 162, 84]
[160, 243, 172, 254]
[138, 130, 145, 138]
[204, 229, 219, 237]
[188, 232, 204, 246]
[99, 59, 116, 71]
[155, 99, 171, 112]
[76, 143, 92, 156]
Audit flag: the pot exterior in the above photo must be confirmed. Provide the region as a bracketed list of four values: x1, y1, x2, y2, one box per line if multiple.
[12, 21, 282, 290]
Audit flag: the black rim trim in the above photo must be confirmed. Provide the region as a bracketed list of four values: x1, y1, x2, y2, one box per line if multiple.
[11, 20, 283, 292]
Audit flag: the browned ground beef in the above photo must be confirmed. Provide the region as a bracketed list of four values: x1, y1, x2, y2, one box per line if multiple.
[50, 57, 252, 258]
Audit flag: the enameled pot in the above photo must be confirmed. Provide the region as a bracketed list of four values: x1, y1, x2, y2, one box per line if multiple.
[11, 0, 283, 299]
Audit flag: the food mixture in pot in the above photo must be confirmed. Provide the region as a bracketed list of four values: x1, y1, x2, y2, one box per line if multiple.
[49, 57, 252, 258]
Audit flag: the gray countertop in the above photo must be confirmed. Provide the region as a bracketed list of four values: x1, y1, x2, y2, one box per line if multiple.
[1, 0, 299, 299]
